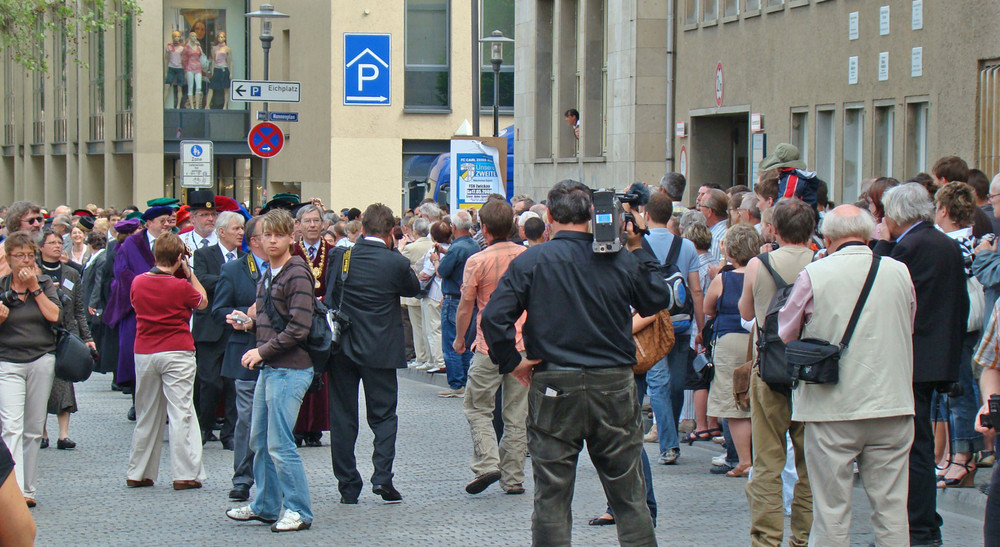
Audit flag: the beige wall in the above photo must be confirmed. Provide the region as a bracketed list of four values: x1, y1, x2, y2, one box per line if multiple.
[673, 0, 1000, 203]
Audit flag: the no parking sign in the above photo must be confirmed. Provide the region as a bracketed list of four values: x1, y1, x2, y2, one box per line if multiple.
[248, 122, 284, 158]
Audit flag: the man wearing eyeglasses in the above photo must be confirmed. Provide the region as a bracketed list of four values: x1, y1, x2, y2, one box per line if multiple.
[0, 202, 45, 277]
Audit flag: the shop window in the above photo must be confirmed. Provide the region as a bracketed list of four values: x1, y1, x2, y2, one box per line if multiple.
[481, 0, 514, 113]
[874, 105, 895, 178]
[164, 1, 246, 111]
[843, 106, 865, 203]
[405, 0, 450, 110]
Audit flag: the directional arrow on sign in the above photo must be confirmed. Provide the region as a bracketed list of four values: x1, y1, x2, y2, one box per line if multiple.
[234, 84, 247, 98]
[345, 96, 388, 102]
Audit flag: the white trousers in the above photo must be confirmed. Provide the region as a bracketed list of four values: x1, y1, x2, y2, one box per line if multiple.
[127, 351, 205, 483]
[407, 303, 430, 364]
[0, 354, 56, 498]
[420, 297, 444, 366]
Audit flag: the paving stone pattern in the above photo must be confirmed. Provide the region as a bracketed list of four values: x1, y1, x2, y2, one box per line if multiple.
[31, 374, 984, 546]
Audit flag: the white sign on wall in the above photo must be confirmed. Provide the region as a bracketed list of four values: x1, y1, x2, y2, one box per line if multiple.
[848, 56, 859, 85]
[879, 6, 890, 35]
[878, 52, 889, 81]
[912, 0, 923, 30]
[848, 12, 859, 40]
[911, 47, 923, 77]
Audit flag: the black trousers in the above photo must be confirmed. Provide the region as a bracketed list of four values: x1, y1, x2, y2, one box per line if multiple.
[908, 382, 943, 544]
[195, 341, 236, 443]
[327, 357, 399, 500]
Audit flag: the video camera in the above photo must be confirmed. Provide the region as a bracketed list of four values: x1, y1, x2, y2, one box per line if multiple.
[591, 190, 649, 253]
[979, 394, 1000, 429]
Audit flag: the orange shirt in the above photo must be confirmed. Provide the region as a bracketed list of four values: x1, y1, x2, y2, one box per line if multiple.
[461, 240, 527, 354]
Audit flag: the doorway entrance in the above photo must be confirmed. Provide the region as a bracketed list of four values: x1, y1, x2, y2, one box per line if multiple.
[690, 113, 750, 190]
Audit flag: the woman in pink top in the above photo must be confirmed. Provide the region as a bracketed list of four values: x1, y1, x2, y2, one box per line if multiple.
[180, 32, 204, 109]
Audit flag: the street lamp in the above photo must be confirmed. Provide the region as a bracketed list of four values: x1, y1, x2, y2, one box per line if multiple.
[479, 30, 514, 137]
[245, 3, 288, 209]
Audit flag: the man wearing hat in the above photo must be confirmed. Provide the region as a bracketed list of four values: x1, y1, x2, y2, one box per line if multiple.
[180, 190, 218, 258]
[260, 192, 300, 215]
[758, 143, 822, 212]
[105, 206, 173, 419]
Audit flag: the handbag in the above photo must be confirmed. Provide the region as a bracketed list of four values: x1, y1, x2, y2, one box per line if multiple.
[633, 309, 675, 375]
[732, 334, 754, 411]
[53, 326, 94, 383]
[785, 255, 880, 387]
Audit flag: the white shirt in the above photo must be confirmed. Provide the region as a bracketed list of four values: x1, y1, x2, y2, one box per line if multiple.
[218, 242, 239, 263]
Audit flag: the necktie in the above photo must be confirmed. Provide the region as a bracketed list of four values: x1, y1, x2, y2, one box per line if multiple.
[200, 238, 210, 248]
[226, 251, 235, 263]
[308, 245, 316, 261]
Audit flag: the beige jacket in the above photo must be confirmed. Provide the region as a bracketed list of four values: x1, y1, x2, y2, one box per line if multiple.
[400, 236, 433, 306]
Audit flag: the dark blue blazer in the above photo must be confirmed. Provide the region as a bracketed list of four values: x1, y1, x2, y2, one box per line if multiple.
[211, 253, 263, 381]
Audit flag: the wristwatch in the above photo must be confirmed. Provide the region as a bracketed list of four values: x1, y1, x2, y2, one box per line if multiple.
[30, 288, 43, 297]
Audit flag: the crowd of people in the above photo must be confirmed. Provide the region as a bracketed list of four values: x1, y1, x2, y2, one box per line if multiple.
[0, 143, 998, 545]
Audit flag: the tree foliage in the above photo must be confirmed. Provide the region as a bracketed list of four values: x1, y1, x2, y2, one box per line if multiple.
[0, 0, 142, 71]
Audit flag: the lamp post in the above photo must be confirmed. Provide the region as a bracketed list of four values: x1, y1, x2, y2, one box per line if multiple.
[245, 3, 288, 207]
[479, 30, 514, 137]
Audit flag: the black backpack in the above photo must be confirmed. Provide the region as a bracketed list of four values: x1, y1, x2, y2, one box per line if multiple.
[642, 236, 694, 332]
[756, 253, 796, 393]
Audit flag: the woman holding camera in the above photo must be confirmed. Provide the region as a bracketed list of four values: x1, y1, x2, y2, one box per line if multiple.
[0, 231, 62, 508]
[703, 223, 762, 477]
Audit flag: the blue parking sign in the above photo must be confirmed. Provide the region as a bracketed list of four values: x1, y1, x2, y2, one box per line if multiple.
[344, 33, 391, 106]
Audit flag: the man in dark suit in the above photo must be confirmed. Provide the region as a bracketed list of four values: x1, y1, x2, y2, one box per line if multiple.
[211, 215, 264, 502]
[874, 182, 969, 547]
[193, 211, 246, 447]
[324, 203, 420, 504]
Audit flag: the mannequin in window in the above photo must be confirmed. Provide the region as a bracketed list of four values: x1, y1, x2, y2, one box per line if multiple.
[205, 32, 232, 110]
[164, 31, 185, 108]
[181, 31, 204, 109]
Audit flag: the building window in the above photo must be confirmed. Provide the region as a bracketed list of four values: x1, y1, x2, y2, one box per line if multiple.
[843, 106, 865, 203]
[115, 11, 134, 140]
[907, 101, 929, 177]
[555, 0, 578, 158]
[815, 108, 835, 187]
[53, 24, 68, 144]
[89, 27, 105, 142]
[165, 1, 248, 111]
[767, 0, 783, 6]
[724, 0, 739, 18]
[703, 0, 718, 22]
[481, 0, 514, 113]
[790, 110, 808, 167]
[685, 0, 698, 26]
[534, 0, 553, 160]
[405, 0, 450, 110]
[874, 105, 895, 178]
[580, 0, 604, 157]
[745, 0, 761, 11]
[977, 63, 1000, 179]
[3, 55, 14, 146]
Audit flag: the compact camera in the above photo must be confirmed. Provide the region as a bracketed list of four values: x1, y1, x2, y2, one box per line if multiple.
[979, 394, 1000, 430]
[591, 190, 649, 253]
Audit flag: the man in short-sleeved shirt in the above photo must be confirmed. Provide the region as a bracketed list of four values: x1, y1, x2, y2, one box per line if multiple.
[641, 192, 705, 465]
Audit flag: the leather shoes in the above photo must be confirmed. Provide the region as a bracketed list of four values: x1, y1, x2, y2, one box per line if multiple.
[126, 478, 154, 488]
[57, 438, 76, 450]
[372, 483, 402, 503]
[173, 480, 202, 490]
[127, 407, 136, 421]
[24, 497, 36, 508]
[39, 438, 49, 450]
[221, 439, 234, 451]
[466, 471, 501, 494]
[339, 496, 358, 505]
[228, 484, 250, 501]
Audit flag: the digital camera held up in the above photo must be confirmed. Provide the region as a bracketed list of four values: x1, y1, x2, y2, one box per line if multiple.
[591, 189, 649, 253]
[979, 394, 1000, 429]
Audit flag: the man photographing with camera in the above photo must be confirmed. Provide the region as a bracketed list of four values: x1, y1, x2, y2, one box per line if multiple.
[482, 179, 670, 546]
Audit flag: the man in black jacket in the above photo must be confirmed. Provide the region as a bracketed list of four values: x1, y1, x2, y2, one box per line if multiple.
[212, 215, 264, 502]
[324, 203, 420, 505]
[482, 180, 670, 546]
[874, 182, 969, 547]
[193, 211, 245, 447]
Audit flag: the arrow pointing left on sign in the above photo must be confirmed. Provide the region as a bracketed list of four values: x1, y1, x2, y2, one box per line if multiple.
[235, 84, 246, 97]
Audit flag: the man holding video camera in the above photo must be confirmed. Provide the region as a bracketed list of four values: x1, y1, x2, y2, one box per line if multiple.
[482, 179, 670, 546]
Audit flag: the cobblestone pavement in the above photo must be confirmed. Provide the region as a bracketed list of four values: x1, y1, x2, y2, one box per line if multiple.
[30, 374, 984, 546]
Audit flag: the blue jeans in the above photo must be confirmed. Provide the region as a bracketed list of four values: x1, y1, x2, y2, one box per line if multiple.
[249, 366, 313, 522]
[441, 297, 474, 390]
[947, 331, 984, 453]
[646, 335, 690, 453]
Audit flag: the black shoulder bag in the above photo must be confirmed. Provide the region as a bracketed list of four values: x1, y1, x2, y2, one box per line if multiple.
[785, 255, 880, 387]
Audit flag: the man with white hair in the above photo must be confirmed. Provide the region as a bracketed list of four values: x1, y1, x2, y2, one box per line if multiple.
[436, 209, 479, 397]
[418, 202, 443, 221]
[193, 210, 245, 447]
[874, 183, 968, 547]
[402, 217, 436, 369]
[780, 205, 916, 546]
[517, 211, 541, 244]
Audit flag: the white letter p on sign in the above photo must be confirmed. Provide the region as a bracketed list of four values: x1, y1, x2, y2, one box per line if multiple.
[358, 64, 379, 91]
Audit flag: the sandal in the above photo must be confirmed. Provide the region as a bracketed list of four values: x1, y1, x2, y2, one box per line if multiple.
[725, 462, 752, 477]
[937, 460, 977, 488]
[588, 514, 615, 526]
[683, 428, 722, 446]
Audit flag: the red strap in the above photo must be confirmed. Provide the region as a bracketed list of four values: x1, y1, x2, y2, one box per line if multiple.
[783, 173, 800, 198]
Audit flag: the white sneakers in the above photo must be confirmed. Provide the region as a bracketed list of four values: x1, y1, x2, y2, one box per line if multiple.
[712, 453, 727, 467]
[227, 506, 311, 532]
[415, 362, 435, 370]
[270, 510, 311, 533]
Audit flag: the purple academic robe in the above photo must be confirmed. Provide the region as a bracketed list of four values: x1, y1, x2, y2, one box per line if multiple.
[105, 230, 155, 385]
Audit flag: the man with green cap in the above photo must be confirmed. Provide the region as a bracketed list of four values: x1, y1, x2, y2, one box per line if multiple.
[758, 143, 822, 212]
